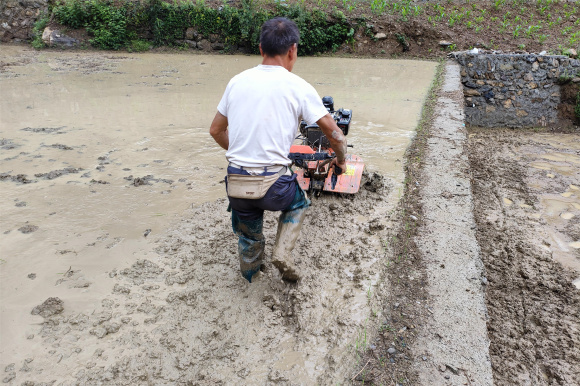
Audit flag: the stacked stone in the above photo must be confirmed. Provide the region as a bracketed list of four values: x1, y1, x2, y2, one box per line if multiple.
[453, 52, 580, 128]
[177, 27, 228, 51]
[0, 0, 49, 42]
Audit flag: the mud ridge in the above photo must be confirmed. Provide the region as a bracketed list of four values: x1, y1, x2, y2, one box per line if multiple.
[408, 62, 493, 385]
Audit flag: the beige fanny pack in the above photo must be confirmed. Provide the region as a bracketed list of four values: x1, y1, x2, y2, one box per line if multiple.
[227, 167, 287, 199]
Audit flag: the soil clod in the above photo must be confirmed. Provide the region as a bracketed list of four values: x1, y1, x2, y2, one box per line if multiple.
[31, 297, 64, 318]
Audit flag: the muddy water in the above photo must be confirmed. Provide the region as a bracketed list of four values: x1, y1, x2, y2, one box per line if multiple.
[0, 46, 437, 380]
[517, 134, 580, 284]
[469, 131, 580, 386]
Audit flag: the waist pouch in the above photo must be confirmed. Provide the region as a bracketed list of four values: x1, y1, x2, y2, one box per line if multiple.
[227, 167, 286, 199]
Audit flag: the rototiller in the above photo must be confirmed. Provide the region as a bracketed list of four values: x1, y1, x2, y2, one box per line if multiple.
[289, 96, 364, 196]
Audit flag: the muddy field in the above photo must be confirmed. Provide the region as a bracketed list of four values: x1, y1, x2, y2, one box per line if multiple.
[3, 181, 395, 384]
[0, 47, 438, 384]
[468, 129, 580, 385]
[3, 45, 580, 385]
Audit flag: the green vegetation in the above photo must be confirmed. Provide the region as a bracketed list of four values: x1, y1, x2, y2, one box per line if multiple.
[35, 0, 580, 54]
[49, 0, 353, 53]
[127, 39, 152, 52]
[31, 12, 50, 49]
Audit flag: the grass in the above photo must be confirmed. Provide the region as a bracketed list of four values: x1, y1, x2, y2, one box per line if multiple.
[127, 39, 152, 52]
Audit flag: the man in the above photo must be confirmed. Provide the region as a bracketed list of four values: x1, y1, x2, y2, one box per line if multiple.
[209, 17, 347, 283]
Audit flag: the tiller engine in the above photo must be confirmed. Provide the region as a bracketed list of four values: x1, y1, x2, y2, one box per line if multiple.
[289, 96, 364, 196]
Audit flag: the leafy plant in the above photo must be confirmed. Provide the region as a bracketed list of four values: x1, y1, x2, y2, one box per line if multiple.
[31, 12, 50, 49]
[127, 39, 151, 52]
[370, 0, 387, 15]
[53, 0, 89, 29]
[86, 1, 128, 50]
[538, 34, 549, 44]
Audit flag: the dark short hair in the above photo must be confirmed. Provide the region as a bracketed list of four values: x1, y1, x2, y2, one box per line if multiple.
[260, 17, 300, 57]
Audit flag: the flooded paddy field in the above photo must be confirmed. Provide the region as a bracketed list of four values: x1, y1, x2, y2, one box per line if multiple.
[0, 46, 437, 384]
[468, 129, 580, 384]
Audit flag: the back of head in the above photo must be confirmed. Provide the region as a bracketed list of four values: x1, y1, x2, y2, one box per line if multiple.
[260, 17, 300, 57]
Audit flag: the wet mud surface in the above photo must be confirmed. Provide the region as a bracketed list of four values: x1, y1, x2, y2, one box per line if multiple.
[468, 129, 580, 385]
[0, 46, 438, 383]
[6, 181, 398, 385]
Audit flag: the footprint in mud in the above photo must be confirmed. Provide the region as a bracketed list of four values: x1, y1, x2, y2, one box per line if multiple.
[55, 268, 91, 288]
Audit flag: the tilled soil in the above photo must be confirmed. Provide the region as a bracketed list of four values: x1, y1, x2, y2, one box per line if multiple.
[6, 174, 398, 385]
[468, 129, 580, 385]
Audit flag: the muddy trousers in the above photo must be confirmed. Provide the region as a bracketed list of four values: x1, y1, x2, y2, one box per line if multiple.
[231, 212, 265, 282]
[227, 166, 309, 283]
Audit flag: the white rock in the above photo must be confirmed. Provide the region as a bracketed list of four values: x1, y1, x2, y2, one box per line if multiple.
[41, 26, 52, 44]
[375, 32, 387, 40]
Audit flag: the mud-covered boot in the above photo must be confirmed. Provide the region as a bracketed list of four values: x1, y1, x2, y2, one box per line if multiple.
[271, 206, 308, 281]
[232, 211, 265, 283]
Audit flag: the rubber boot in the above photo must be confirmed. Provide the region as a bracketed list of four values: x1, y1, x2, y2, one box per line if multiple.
[271, 206, 308, 282]
[232, 211, 264, 283]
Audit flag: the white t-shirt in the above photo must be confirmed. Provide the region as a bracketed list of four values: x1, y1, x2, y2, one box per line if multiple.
[217, 64, 328, 168]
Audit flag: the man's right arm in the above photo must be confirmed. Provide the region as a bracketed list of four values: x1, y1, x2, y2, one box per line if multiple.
[209, 112, 229, 150]
[316, 113, 347, 173]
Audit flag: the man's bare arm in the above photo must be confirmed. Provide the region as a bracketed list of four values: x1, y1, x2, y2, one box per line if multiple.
[209, 112, 229, 150]
[316, 113, 347, 172]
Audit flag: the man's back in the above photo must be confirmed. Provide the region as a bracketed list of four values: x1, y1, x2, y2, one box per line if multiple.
[218, 64, 326, 168]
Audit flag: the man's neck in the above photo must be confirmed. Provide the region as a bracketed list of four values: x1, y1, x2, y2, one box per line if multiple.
[262, 55, 293, 72]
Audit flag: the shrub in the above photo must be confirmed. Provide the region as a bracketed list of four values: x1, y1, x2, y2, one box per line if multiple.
[47, 0, 353, 54]
[85, 1, 128, 50]
[53, 0, 89, 29]
[31, 12, 50, 49]
[277, 5, 351, 55]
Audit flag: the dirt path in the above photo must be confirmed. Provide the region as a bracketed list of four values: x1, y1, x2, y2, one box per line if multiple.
[409, 62, 493, 385]
[348, 61, 494, 386]
[468, 129, 580, 385]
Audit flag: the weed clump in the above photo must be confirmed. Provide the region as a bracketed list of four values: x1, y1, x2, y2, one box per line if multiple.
[31, 12, 50, 49]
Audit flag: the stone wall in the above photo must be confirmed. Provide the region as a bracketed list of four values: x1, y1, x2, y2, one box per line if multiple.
[0, 0, 49, 43]
[452, 52, 580, 128]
